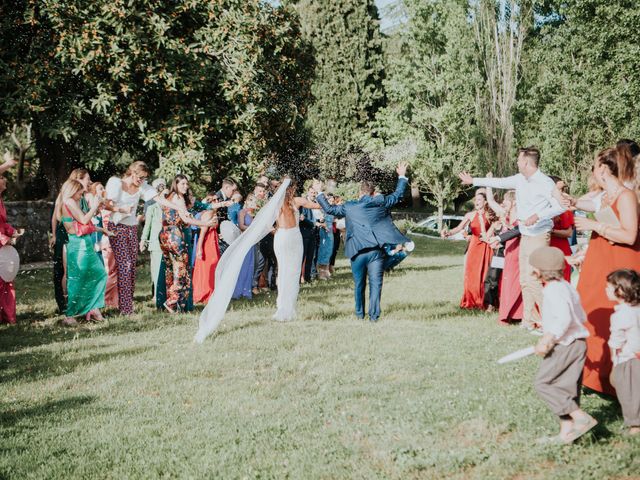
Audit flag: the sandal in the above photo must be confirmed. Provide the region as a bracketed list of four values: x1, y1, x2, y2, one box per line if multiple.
[163, 301, 176, 314]
[566, 416, 598, 443]
[61, 317, 78, 326]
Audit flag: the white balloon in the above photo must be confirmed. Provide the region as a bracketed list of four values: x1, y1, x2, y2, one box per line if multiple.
[219, 220, 241, 245]
[0, 245, 20, 282]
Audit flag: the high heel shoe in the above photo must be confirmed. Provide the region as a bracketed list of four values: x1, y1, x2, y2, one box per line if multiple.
[163, 301, 176, 313]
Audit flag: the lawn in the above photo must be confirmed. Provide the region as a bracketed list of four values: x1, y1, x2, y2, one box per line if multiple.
[1, 237, 638, 479]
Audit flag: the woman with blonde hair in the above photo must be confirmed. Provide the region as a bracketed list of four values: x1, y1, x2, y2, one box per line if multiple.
[105, 161, 185, 315]
[56, 179, 111, 325]
[50, 168, 91, 314]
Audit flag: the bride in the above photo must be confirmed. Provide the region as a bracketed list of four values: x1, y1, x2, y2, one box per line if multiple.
[273, 181, 320, 321]
[194, 178, 319, 343]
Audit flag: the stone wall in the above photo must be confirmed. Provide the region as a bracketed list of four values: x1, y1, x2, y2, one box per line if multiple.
[5, 200, 53, 263]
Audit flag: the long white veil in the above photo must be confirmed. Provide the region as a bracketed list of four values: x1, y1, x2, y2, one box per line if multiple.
[194, 178, 291, 343]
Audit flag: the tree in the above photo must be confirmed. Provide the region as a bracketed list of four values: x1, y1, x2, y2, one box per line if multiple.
[0, 0, 313, 198]
[366, 0, 481, 229]
[472, 0, 533, 175]
[289, 0, 386, 178]
[517, 0, 640, 191]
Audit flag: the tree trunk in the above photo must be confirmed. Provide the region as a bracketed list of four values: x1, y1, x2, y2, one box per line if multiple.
[33, 124, 74, 199]
[411, 182, 421, 209]
[437, 198, 444, 232]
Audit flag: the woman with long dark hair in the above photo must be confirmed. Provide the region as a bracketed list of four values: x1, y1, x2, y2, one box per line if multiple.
[159, 175, 216, 313]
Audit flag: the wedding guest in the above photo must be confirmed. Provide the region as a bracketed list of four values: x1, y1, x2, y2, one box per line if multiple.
[316, 194, 335, 280]
[570, 147, 640, 395]
[57, 180, 109, 326]
[487, 189, 523, 324]
[139, 179, 167, 302]
[159, 175, 216, 313]
[193, 210, 220, 304]
[442, 190, 494, 309]
[86, 182, 106, 263]
[0, 153, 22, 324]
[300, 185, 319, 283]
[233, 194, 257, 299]
[228, 192, 242, 225]
[50, 168, 91, 314]
[105, 161, 185, 315]
[215, 178, 238, 255]
[549, 176, 574, 281]
[606, 269, 640, 436]
[460, 147, 565, 330]
[329, 196, 345, 275]
[530, 246, 597, 444]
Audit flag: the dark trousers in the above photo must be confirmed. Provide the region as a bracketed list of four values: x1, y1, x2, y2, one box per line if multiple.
[301, 230, 317, 282]
[330, 231, 341, 266]
[351, 248, 384, 320]
[53, 223, 68, 314]
[259, 234, 277, 289]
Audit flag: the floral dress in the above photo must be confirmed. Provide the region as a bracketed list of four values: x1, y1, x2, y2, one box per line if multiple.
[159, 207, 190, 311]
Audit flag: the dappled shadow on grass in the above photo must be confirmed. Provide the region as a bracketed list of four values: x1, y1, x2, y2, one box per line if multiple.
[383, 300, 489, 321]
[0, 346, 153, 384]
[582, 389, 622, 440]
[0, 395, 98, 430]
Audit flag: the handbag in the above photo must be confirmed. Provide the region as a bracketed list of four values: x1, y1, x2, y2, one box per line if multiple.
[74, 221, 97, 236]
[490, 255, 505, 269]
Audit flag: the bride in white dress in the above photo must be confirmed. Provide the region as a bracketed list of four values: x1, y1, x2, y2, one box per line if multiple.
[272, 182, 320, 321]
[194, 178, 320, 342]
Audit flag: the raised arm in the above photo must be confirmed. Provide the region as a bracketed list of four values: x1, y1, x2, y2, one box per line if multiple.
[485, 187, 506, 218]
[460, 171, 519, 190]
[294, 197, 321, 210]
[383, 176, 408, 209]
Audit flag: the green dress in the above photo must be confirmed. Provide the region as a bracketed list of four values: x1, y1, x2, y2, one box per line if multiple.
[62, 214, 107, 317]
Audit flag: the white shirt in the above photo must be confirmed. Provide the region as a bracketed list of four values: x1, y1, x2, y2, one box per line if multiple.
[106, 177, 157, 226]
[473, 170, 565, 236]
[608, 304, 640, 366]
[541, 280, 589, 346]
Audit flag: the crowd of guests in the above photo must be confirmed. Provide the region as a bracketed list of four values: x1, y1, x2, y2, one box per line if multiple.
[446, 142, 640, 440]
[42, 161, 348, 326]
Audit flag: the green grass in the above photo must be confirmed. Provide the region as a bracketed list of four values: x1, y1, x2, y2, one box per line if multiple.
[2, 237, 638, 479]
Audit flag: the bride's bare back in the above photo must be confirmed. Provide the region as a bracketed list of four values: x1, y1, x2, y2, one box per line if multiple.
[276, 196, 320, 229]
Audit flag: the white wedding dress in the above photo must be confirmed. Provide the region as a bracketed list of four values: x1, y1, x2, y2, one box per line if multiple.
[272, 212, 303, 322]
[194, 179, 292, 343]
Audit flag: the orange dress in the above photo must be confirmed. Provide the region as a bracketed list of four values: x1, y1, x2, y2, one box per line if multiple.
[192, 228, 221, 304]
[577, 198, 640, 395]
[460, 212, 493, 309]
[550, 210, 574, 281]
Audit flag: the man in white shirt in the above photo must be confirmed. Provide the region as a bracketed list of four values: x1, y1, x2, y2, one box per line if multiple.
[459, 147, 566, 329]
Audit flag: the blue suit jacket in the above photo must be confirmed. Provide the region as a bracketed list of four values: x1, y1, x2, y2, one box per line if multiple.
[317, 177, 409, 259]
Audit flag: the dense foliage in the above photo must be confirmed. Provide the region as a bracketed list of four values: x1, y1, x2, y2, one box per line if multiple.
[0, 0, 313, 197]
[289, 0, 386, 179]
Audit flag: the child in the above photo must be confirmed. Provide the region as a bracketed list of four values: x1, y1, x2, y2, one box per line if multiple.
[530, 246, 597, 444]
[606, 269, 640, 436]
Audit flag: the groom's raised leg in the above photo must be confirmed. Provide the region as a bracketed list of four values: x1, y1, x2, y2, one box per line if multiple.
[367, 249, 385, 321]
[351, 253, 368, 319]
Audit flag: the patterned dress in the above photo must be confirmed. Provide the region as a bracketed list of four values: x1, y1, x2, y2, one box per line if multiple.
[159, 207, 191, 312]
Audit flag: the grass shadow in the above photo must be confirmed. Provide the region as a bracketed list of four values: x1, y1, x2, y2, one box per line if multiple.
[0, 395, 98, 430]
[0, 346, 153, 384]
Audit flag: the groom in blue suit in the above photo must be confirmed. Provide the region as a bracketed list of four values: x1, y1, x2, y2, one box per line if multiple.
[313, 162, 410, 322]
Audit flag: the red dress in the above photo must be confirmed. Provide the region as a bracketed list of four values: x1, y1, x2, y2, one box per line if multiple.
[460, 213, 493, 309]
[550, 210, 574, 281]
[0, 198, 16, 324]
[193, 228, 221, 304]
[577, 198, 640, 395]
[499, 219, 523, 323]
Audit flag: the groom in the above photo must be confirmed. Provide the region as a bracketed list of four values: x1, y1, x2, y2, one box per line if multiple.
[313, 162, 410, 322]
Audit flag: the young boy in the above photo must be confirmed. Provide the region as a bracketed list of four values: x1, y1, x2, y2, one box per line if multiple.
[530, 246, 597, 444]
[606, 269, 640, 436]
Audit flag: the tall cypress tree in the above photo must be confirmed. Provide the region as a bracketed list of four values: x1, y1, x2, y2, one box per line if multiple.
[289, 0, 385, 178]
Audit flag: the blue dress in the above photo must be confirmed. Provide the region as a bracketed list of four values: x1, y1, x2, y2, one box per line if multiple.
[232, 213, 254, 299]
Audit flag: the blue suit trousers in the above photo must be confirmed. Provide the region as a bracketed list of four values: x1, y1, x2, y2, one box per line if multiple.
[351, 248, 384, 321]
